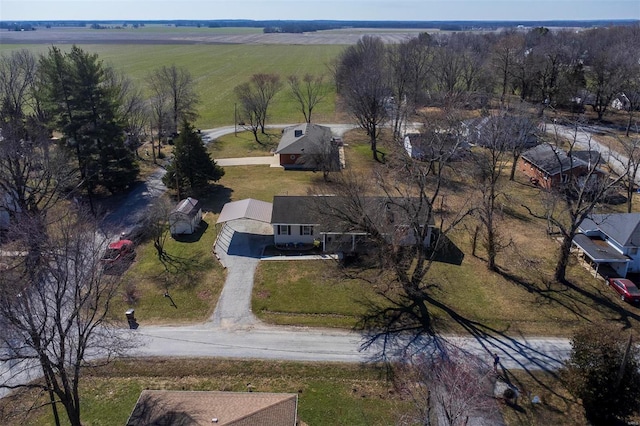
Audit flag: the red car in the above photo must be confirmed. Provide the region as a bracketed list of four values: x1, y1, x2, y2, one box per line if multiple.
[101, 239, 135, 268]
[607, 278, 640, 304]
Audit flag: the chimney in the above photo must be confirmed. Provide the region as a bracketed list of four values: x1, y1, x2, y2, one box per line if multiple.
[294, 129, 303, 137]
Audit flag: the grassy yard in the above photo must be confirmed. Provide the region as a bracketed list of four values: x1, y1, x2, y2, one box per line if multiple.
[0, 359, 406, 426]
[0, 44, 344, 129]
[251, 134, 640, 337]
[208, 129, 281, 158]
[108, 212, 225, 324]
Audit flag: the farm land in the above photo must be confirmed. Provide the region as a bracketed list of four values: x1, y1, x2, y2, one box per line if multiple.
[1, 26, 639, 425]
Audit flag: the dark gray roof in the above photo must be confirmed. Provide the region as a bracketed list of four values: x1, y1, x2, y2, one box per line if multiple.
[579, 213, 640, 247]
[520, 144, 577, 177]
[572, 150, 602, 167]
[271, 195, 435, 231]
[275, 123, 333, 155]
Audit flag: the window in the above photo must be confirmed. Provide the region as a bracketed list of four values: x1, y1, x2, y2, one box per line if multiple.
[300, 225, 314, 236]
[277, 225, 291, 235]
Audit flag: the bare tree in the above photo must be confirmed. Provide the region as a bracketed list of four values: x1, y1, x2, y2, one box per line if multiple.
[0, 210, 135, 426]
[468, 113, 515, 271]
[312, 109, 471, 356]
[148, 65, 199, 135]
[335, 36, 389, 162]
[583, 27, 631, 121]
[142, 196, 174, 265]
[108, 68, 149, 157]
[491, 32, 523, 106]
[0, 49, 77, 218]
[395, 347, 498, 426]
[387, 36, 433, 140]
[287, 73, 327, 123]
[235, 73, 282, 143]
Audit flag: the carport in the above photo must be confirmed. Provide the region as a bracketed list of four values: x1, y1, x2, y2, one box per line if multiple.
[216, 198, 273, 225]
[215, 199, 273, 256]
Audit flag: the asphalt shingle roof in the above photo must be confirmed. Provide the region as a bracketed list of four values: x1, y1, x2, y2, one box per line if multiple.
[275, 123, 333, 155]
[579, 213, 640, 247]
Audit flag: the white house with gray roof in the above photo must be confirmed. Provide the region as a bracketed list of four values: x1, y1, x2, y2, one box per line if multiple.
[573, 213, 640, 278]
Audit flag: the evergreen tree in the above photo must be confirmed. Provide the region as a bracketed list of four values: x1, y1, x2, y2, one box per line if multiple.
[163, 121, 224, 197]
[39, 45, 139, 196]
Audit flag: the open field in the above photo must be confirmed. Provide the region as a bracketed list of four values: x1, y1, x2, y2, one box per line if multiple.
[0, 43, 344, 128]
[0, 26, 420, 46]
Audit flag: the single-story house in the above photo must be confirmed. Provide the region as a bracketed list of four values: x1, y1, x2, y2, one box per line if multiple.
[274, 123, 338, 169]
[572, 213, 640, 278]
[169, 197, 202, 235]
[271, 195, 434, 252]
[519, 144, 606, 190]
[463, 115, 539, 149]
[126, 390, 298, 426]
[403, 132, 468, 162]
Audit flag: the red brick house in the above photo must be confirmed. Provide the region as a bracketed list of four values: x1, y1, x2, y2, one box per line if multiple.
[275, 123, 336, 169]
[518, 144, 604, 190]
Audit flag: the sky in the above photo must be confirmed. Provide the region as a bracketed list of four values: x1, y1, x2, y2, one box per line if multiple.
[2, 0, 639, 22]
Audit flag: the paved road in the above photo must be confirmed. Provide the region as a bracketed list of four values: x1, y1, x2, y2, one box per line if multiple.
[6, 122, 614, 401]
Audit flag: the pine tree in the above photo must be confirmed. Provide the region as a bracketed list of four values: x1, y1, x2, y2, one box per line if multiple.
[163, 121, 224, 197]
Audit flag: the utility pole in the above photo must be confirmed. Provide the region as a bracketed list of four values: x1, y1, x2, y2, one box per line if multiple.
[234, 103, 237, 136]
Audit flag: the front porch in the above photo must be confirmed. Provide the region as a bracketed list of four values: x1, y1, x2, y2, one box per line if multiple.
[572, 234, 630, 278]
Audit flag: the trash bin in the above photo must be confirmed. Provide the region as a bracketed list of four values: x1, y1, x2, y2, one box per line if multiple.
[125, 309, 136, 322]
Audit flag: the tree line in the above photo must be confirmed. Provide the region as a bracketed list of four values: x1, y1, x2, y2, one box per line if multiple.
[334, 26, 639, 160]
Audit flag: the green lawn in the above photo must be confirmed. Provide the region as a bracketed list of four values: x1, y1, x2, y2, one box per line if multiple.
[109, 213, 225, 324]
[209, 129, 281, 158]
[0, 44, 344, 129]
[1, 359, 406, 426]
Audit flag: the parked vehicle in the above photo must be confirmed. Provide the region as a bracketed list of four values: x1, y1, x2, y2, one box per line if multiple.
[607, 278, 640, 304]
[101, 239, 135, 268]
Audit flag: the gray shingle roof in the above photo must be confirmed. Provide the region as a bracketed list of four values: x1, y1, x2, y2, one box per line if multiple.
[521, 144, 577, 177]
[275, 123, 333, 155]
[271, 195, 434, 230]
[579, 213, 640, 247]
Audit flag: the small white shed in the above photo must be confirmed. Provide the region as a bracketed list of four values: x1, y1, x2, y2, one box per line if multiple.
[169, 197, 202, 235]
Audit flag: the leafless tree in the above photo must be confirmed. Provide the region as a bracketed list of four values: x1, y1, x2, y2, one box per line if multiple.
[235, 73, 282, 143]
[467, 113, 517, 271]
[287, 73, 327, 123]
[395, 347, 498, 426]
[148, 65, 199, 135]
[335, 36, 389, 162]
[387, 36, 433, 141]
[147, 83, 172, 161]
[525, 119, 624, 282]
[311, 109, 471, 356]
[108, 68, 148, 157]
[491, 32, 524, 106]
[0, 210, 135, 426]
[142, 196, 174, 265]
[0, 49, 77, 217]
[583, 27, 632, 121]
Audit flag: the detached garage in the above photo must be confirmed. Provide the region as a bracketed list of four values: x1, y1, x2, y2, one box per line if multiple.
[169, 197, 202, 235]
